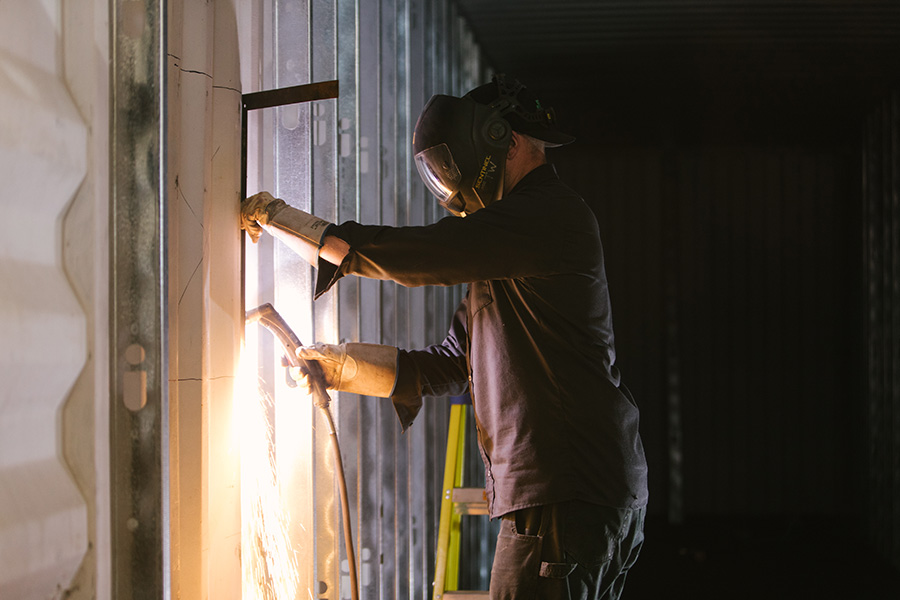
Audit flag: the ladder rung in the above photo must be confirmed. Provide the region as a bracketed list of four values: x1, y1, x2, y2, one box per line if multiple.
[451, 488, 488, 515]
[443, 592, 490, 599]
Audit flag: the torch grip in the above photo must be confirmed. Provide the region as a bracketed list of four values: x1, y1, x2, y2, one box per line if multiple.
[301, 357, 333, 409]
[246, 302, 333, 408]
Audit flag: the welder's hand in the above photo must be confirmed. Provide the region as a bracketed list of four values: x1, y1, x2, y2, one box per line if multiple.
[294, 342, 398, 398]
[240, 191, 286, 243]
[288, 363, 313, 391]
[241, 192, 333, 266]
[293, 343, 345, 389]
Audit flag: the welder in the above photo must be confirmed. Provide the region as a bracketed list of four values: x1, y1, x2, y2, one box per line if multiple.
[240, 74, 649, 600]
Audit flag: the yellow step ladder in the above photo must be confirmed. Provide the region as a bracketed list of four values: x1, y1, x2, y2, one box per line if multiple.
[433, 398, 490, 600]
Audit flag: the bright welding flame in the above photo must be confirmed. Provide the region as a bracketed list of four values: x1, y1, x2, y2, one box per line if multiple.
[237, 340, 300, 600]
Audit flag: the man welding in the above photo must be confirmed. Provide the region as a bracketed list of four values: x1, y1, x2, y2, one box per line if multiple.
[240, 74, 649, 600]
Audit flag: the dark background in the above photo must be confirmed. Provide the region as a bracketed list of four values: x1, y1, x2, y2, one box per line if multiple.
[457, 1, 900, 597]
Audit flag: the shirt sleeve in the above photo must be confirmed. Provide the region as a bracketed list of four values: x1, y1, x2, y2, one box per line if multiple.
[314, 188, 590, 298]
[389, 297, 470, 431]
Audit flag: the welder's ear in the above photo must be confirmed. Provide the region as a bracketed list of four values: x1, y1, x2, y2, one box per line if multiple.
[506, 131, 520, 160]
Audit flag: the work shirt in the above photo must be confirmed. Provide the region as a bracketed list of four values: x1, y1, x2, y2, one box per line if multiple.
[316, 164, 649, 518]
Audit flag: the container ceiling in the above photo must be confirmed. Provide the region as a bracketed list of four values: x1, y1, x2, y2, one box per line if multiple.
[457, 1, 900, 49]
[455, 0, 900, 142]
[456, 0, 900, 67]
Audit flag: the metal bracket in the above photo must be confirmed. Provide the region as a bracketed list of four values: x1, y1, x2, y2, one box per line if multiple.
[240, 79, 340, 203]
[239, 79, 340, 316]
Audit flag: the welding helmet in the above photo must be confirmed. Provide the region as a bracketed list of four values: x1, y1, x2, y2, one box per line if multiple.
[413, 95, 512, 217]
[413, 74, 574, 217]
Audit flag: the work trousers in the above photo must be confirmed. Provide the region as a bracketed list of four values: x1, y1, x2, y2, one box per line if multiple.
[489, 501, 645, 600]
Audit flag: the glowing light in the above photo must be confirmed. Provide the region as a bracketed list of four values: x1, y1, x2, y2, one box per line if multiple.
[237, 340, 300, 600]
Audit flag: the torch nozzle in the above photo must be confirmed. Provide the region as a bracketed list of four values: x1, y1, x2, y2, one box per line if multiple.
[245, 303, 302, 368]
[244, 302, 331, 408]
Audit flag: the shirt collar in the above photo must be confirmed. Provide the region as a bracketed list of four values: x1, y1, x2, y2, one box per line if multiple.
[507, 163, 559, 196]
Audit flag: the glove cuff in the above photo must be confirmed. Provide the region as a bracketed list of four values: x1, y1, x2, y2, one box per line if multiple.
[335, 343, 399, 398]
[262, 204, 334, 266]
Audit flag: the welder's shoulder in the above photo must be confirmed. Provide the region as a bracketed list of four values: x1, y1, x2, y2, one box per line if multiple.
[525, 179, 597, 226]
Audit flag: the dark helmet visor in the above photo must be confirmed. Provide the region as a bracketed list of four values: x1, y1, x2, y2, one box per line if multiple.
[414, 143, 461, 206]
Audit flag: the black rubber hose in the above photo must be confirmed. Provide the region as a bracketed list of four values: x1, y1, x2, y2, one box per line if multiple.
[317, 403, 359, 600]
[246, 304, 360, 600]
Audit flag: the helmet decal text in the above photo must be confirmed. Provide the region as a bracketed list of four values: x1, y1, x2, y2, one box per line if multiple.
[475, 155, 497, 191]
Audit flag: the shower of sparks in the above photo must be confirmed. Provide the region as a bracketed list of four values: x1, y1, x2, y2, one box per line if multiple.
[238, 344, 300, 600]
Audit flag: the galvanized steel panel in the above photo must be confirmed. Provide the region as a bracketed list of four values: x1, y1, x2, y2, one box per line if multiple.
[244, 1, 490, 598]
[110, 0, 168, 596]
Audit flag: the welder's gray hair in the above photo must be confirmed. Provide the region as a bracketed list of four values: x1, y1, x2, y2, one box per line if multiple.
[518, 132, 547, 155]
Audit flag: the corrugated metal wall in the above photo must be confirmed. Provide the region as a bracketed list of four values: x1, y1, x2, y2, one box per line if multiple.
[863, 89, 900, 572]
[0, 1, 91, 596]
[555, 142, 858, 519]
[243, 1, 491, 598]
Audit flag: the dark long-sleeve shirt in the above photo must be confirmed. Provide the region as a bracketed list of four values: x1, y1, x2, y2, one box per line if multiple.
[316, 164, 649, 518]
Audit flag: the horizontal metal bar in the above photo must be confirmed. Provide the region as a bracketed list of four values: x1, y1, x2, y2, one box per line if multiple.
[242, 79, 339, 111]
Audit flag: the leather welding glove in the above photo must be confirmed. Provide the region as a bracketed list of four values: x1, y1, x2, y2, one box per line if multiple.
[292, 342, 398, 398]
[240, 191, 333, 266]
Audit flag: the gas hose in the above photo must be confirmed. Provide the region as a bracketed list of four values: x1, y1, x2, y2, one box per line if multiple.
[246, 303, 359, 600]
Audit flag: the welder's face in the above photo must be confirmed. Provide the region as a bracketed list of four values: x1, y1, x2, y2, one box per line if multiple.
[413, 95, 511, 217]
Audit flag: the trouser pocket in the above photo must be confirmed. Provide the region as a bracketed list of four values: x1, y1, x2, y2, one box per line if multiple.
[490, 507, 576, 600]
[490, 517, 543, 600]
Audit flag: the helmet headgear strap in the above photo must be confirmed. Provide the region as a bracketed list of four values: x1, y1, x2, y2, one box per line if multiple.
[488, 73, 559, 129]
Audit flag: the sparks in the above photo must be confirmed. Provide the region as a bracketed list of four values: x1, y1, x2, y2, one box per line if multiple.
[238, 342, 300, 600]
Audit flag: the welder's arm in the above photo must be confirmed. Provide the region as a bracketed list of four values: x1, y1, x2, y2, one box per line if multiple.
[240, 191, 349, 266]
[294, 342, 399, 398]
[320, 235, 350, 265]
[386, 299, 470, 430]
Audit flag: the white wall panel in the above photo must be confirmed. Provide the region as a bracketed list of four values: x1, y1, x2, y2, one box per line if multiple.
[0, 0, 90, 596]
[167, 0, 242, 598]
